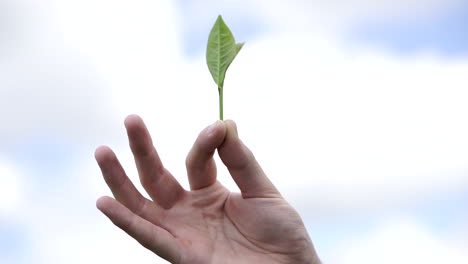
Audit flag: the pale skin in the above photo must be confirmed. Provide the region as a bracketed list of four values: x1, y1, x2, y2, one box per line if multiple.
[95, 115, 321, 264]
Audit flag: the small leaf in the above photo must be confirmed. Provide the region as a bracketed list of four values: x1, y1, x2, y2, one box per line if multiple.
[206, 15, 243, 88]
[235, 42, 244, 56]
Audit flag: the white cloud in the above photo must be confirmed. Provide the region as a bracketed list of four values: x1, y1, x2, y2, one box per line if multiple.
[328, 218, 468, 264]
[0, 158, 23, 215]
[0, 0, 182, 149]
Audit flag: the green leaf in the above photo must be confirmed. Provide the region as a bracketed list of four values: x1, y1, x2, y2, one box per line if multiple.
[206, 15, 243, 89]
[235, 42, 244, 57]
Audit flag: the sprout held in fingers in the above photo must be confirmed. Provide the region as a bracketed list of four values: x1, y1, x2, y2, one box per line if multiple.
[206, 15, 244, 120]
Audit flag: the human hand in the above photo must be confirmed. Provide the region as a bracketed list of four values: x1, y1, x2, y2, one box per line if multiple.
[95, 115, 320, 264]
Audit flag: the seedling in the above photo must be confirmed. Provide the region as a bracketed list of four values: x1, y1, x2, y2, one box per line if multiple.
[206, 15, 244, 120]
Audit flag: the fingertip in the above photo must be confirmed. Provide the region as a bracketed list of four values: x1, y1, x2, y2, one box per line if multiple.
[96, 196, 113, 211]
[223, 119, 236, 127]
[124, 114, 143, 129]
[219, 120, 228, 141]
[223, 120, 238, 139]
[199, 120, 226, 146]
[94, 146, 113, 162]
[209, 120, 227, 138]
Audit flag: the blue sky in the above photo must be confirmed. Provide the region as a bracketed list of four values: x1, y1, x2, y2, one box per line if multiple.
[350, 1, 468, 56]
[0, 221, 29, 263]
[1, 0, 468, 263]
[176, 0, 468, 58]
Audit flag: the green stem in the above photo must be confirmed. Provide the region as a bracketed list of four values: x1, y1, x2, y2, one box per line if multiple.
[218, 86, 223, 120]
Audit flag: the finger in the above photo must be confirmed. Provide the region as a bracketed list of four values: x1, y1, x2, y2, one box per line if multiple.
[97, 196, 181, 263]
[95, 146, 165, 225]
[124, 115, 185, 209]
[217, 120, 280, 198]
[185, 120, 226, 190]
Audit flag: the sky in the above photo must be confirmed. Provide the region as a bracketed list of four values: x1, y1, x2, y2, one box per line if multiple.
[0, 0, 467, 263]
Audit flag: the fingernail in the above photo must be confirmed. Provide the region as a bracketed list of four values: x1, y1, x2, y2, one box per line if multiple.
[231, 121, 239, 138]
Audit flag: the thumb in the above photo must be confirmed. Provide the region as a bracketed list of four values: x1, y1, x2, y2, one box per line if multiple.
[217, 120, 280, 198]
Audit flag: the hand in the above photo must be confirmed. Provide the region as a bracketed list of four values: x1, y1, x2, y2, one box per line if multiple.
[95, 115, 320, 264]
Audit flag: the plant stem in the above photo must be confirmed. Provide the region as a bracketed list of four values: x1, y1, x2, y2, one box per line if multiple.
[218, 86, 223, 120]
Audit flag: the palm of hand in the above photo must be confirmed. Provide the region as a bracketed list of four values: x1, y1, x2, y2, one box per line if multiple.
[161, 183, 313, 264]
[96, 116, 318, 264]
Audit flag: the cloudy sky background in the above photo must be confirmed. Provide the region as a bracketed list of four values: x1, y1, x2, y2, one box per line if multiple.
[1, 0, 467, 263]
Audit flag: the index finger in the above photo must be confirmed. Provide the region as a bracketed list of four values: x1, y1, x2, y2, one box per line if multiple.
[185, 120, 226, 190]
